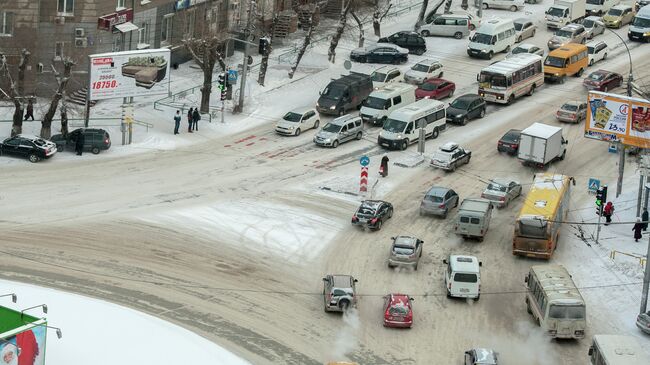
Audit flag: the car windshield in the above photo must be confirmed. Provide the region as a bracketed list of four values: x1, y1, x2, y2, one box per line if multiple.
[283, 112, 302, 122]
[583, 19, 595, 28]
[514, 23, 524, 31]
[487, 183, 507, 192]
[32, 139, 48, 147]
[562, 104, 578, 111]
[420, 82, 439, 91]
[471, 32, 493, 45]
[555, 30, 573, 38]
[549, 305, 586, 319]
[586, 0, 603, 4]
[365, 96, 389, 109]
[588, 73, 606, 81]
[587, 46, 595, 54]
[383, 118, 407, 133]
[502, 131, 519, 142]
[547, 7, 565, 17]
[426, 194, 444, 202]
[332, 288, 349, 297]
[321, 86, 344, 100]
[389, 305, 409, 316]
[479, 72, 507, 88]
[633, 17, 650, 28]
[411, 64, 430, 72]
[433, 151, 451, 161]
[371, 72, 387, 82]
[607, 9, 623, 16]
[512, 46, 528, 54]
[450, 98, 470, 110]
[454, 273, 478, 283]
[357, 206, 376, 216]
[393, 245, 414, 255]
[544, 56, 567, 68]
[322, 123, 341, 133]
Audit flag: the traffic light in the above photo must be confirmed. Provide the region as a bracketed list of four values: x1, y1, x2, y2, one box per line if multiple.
[259, 37, 269, 55]
[596, 185, 607, 213]
[218, 72, 226, 101]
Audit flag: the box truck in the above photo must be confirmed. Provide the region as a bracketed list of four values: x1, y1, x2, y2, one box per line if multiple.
[546, 0, 587, 29]
[517, 123, 568, 166]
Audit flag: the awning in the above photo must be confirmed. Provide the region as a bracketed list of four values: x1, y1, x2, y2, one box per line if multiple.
[115, 22, 138, 33]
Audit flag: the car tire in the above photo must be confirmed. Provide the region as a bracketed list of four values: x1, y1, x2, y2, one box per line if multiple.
[387, 208, 393, 219]
[393, 58, 401, 65]
[332, 140, 339, 148]
[527, 301, 532, 314]
[56, 144, 64, 152]
[432, 127, 439, 139]
[603, 85, 608, 92]
[603, 53, 607, 60]
[487, 51, 494, 60]
[355, 132, 363, 140]
[314, 120, 320, 129]
[414, 263, 418, 271]
[448, 89, 454, 98]
[454, 32, 463, 39]
[91, 147, 100, 154]
[475, 294, 480, 301]
[469, 24, 476, 31]
[479, 108, 486, 118]
[510, 5, 518, 11]
[507, 95, 515, 105]
[338, 109, 345, 117]
[446, 289, 451, 298]
[421, 30, 430, 37]
[560, 75, 566, 84]
[359, 56, 367, 63]
[482, 3, 488, 9]
[450, 163, 456, 172]
[417, 48, 425, 55]
[442, 210, 448, 219]
[295, 128, 301, 136]
[576, 68, 584, 77]
[532, 29, 536, 37]
[400, 140, 408, 151]
[517, 36, 522, 43]
[461, 116, 468, 126]
[560, 150, 566, 160]
[375, 220, 383, 231]
[438, 72, 443, 78]
[419, 208, 424, 216]
[505, 45, 511, 53]
[527, 84, 536, 96]
[589, 59, 594, 66]
[28, 153, 40, 163]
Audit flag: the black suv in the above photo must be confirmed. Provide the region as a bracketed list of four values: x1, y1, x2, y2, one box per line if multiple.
[351, 200, 394, 231]
[51, 128, 111, 154]
[446, 94, 486, 125]
[0, 135, 58, 163]
[379, 31, 427, 55]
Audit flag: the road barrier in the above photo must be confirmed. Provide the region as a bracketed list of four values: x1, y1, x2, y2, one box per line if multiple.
[610, 250, 647, 267]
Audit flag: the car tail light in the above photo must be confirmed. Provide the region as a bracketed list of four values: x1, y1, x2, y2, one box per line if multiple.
[498, 141, 503, 145]
[438, 204, 445, 208]
[371, 218, 378, 224]
[104, 138, 110, 144]
[499, 196, 505, 201]
[448, 282, 452, 290]
[480, 229, 483, 235]
[405, 312, 412, 322]
[575, 330, 584, 336]
[351, 215, 358, 223]
[468, 21, 471, 30]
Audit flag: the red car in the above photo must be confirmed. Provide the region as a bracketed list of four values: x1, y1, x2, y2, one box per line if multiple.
[415, 78, 456, 100]
[583, 70, 623, 92]
[383, 293, 414, 328]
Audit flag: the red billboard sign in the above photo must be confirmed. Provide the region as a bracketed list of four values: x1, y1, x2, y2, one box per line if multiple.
[97, 8, 133, 31]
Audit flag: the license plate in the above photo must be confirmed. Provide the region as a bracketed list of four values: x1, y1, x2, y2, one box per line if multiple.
[381, 143, 389, 147]
[460, 288, 469, 293]
[359, 219, 368, 223]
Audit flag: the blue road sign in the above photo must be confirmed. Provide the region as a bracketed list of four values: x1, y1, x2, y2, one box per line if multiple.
[608, 144, 617, 153]
[228, 69, 238, 83]
[360, 155, 370, 167]
[588, 178, 600, 192]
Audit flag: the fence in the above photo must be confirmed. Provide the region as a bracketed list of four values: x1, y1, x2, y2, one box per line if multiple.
[610, 250, 647, 268]
[0, 118, 154, 132]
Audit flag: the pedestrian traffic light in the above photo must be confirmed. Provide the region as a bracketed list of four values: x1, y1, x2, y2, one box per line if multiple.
[259, 37, 269, 55]
[218, 72, 226, 101]
[221, 83, 227, 101]
[596, 185, 607, 210]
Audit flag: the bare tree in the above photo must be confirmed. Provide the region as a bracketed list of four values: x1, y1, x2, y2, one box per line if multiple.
[444, 0, 454, 13]
[17, 49, 30, 96]
[258, 16, 279, 86]
[289, 7, 319, 79]
[328, 0, 353, 64]
[351, 11, 365, 48]
[184, 36, 226, 113]
[373, 2, 393, 37]
[461, 0, 469, 10]
[60, 98, 69, 138]
[415, 0, 430, 31]
[0, 54, 25, 137]
[41, 58, 75, 139]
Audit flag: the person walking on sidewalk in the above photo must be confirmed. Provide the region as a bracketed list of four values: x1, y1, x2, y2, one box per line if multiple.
[642, 209, 649, 231]
[192, 107, 201, 131]
[173, 110, 181, 135]
[603, 201, 614, 225]
[24, 99, 35, 121]
[633, 218, 644, 242]
[187, 108, 194, 133]
[379, 154, 389, 177]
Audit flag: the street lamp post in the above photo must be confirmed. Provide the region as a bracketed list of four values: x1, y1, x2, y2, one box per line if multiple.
[20, 304, 47, 320]
[0, 293, 17, 303]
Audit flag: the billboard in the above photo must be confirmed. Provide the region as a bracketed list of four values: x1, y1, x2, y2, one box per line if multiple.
[0, 327, 46, 365]
[585, 91, 650, 148]
[88, 49, 171, 101]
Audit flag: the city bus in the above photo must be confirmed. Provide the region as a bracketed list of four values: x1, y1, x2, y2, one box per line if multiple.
[477, 53, 544, 104]
[525, 265, 586, 339]
[589, 335, 650, 364]
[513, 173, 572, 259]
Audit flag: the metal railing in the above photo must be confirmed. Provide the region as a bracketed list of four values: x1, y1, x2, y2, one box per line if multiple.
[0, 118, 154, 132]
[610, 250, 647, 267]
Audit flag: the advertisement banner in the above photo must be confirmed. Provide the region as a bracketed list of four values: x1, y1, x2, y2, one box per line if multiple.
[585, 91, 650, 148]
[88, 49, 171, 101]
[0, 327, 46, 365]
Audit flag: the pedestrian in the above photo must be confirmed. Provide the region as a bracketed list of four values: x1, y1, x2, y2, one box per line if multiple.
[187, 107, 193, 133]
[642, 209, 649, 231]
[24, 99, 35, 121]
[192, 107, 200, 131]
[75, 130, 85, 156]
[173, 110, 181, 135]
[633, 217, 644, 242]
[603, 201, 614, 225]
[379, 154, 389, 177]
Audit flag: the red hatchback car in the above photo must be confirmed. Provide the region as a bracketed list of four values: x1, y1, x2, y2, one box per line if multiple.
[383, 293, 414, 328]
[583, 70, 623, 92]
[415, 78, 456, 100]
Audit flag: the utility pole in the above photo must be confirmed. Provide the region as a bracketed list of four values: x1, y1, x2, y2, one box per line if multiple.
[477, 0, 483, 18]
[642, 232, 650, 314]
[234, 0, 255, 113]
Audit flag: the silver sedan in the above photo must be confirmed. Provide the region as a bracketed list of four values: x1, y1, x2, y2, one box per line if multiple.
[480, 179, 522, 208]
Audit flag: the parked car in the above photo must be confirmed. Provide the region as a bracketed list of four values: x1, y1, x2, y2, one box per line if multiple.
[415, 78, 456, 100]
[388, 236, 424, 270]
[582, 16, 606, 38]
[465, 348, 498, 365]
[507, 43, 544, 58]
[351, 200, 394, 231]
[547, 23, 588, 50]
[51, 128, 111, 155]
[556, 100, 588, 122]
[446, 94, 486, 125]
[0, 135, 57, 163]
[404, 59, 444, 85]
[497, 129, 521, 154]
[420, 186, 459, 218]
[370, 65, 405, 88]
[586, 40, 608, 65]
[481, 179, 522, 208]
[317, 72, 373, 116]
[383, 293, 414, 328]
[637, 310, 650, 334]
[420, 13, 472, 39]
[482, 0, 525, 11]
[313, 115, 363, 148]
[603, 4, 636, 28]
[426, 10, 481, 30]
[274, 108, 320, 136]
[583, 69, 624, 91]
[350, 44, 409, 64]
[514, 18, 537, 42]
[430, 142, 471, 171]
[322, 274, 358, 312]
[444, 255, 482, 299]
[378, 31, 427, 55]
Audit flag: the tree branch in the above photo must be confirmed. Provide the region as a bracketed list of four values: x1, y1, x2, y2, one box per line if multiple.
[380, 3, 393, 21]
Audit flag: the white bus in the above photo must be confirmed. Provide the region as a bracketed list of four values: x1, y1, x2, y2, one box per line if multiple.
[589, 335, 650, 364]
[478, 53, 544, 104]
[524, 265, 586, 339]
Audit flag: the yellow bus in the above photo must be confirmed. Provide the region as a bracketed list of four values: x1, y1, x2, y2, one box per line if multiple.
[513, 173, 572, 259]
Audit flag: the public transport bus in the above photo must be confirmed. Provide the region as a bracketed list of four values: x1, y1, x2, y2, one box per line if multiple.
[478, 53, 544, 104]
[525, 264, 586, 339]
[589, 335, 650, 364]
[513, 173, 572, 259]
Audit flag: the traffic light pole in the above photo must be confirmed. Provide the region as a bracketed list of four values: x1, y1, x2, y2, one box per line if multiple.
[595, 208, 602, 245]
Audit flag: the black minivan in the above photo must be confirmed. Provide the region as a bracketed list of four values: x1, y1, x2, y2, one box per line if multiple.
[51, 128, 111, 154]
[316, 72, 373, 116]
[379, 31, 427, 55]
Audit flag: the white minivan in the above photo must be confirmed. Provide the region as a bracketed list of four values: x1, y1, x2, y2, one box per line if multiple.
[377, 98, 446, 150]
[467, 18, 517, 59]
[360, 83, 416, 126]
[443, 255, 482, 300]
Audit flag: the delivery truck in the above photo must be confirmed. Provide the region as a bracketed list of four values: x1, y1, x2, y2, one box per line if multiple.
[517, 123, 568, 167]
[546, 0, 587, 29]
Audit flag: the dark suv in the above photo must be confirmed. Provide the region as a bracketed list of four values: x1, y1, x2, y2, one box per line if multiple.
[379, 31, 427, 55]
[51, 128, 111, 154]
[351, 200, 394, 231]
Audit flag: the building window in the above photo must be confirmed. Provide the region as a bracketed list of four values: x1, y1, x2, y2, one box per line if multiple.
[54, 42, 64, 60]
[161, 15, 173, 46]
[58, 0, 74, 14]
[138, 22, 149, 47]
[112, 36, 122, 52]
[0, 11, 13, 36]
[117, 0, 126, 10]
[184, 9, 195, 39]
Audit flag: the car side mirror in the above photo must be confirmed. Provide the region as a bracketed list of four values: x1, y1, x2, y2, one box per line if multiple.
[588, 347, 593, 356]
[322, 277, 327, 282]
[410, 298, 415, 301]
[564, 140, 569, 145]
[524, 276, 529, 283]
[476, 74, 479, 82]
[319, 91, 322, 95]
[443, 259, 448, 264]
[391, 236, 395, 240]
[354, 279, 358, 283]
[479, 262, 483, 267]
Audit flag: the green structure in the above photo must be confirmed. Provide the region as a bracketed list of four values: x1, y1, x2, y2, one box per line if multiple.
[0, 305, 47, 365]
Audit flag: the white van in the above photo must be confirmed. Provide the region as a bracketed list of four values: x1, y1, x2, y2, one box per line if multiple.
[467, 18, 517, 59]
[443, 255, 482, 300]
[377, 99, 446, 150]
[360, 83, 416, 126]
[586, 0, 620, 16]
[629, 5, 650, 42]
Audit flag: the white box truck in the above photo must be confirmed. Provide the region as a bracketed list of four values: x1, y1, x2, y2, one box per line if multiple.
[546, 0, 587, 29]
[517, 123, 568, 166]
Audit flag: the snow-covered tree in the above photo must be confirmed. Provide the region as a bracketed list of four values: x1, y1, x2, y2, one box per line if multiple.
[351, 10, 365, 48]
[372, 1, 393, 37]
[328, 0, 353, 64]
[0, 53, 25, 137]
[184, 36, 226, 113]
[41, 58, 75, 139]
[289, 6, 320, 79]
[257, 15, 278, 86]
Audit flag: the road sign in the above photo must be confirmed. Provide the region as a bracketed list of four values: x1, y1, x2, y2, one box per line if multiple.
[608, 144, 618, 153]
[588, 178, 601, 192]
[228, 69, 238, 83]
[360, 167, 368, 193]
[360, 155, 370, 167]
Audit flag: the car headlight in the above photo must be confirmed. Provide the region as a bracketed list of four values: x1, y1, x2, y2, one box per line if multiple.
[456, 114, 463, 118]
[555, 73, 560, 76]
[644, 32, 650, 36]
[288, 126, 294, 130]
[481, 49, 487, 53]
[324, 138, 331, 143]
[330, 106, 336, 110]
[397, 134, 402, 139]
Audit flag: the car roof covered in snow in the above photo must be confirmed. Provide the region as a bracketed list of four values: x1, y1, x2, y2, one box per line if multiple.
[440, 142, 459, 152]
[392, 236, 418, 247]
[289, 106, 316, 114]
[449, 255, 480, 273]
[360, 200, 385, 210]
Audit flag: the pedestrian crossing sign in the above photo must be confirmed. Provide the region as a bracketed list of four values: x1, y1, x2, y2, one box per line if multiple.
[588, 178, 600, 192]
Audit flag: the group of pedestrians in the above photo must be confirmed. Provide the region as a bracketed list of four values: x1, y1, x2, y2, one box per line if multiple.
[601, 201, 649, 242]
[173, 107, 201, 135]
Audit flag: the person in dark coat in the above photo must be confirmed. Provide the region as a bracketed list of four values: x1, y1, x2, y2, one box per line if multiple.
[24, 99, 35, 121]
[379, 154, 389, 177]
[633, 218, 643, 242]
[603, 201, 614, 225]
[642, 209, 649, 231]
[192, 107, 200, 131]
[173, 110, 181, 135]
[75, 131, 85, 156]
[187, 108, 194, 133]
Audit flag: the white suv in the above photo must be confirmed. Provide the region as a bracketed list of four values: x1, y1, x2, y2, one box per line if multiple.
[404, 59, 443, 85]
[586, 40, 608, 66]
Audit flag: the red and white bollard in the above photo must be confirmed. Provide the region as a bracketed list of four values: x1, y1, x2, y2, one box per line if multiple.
[360, 166, 368, 194]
